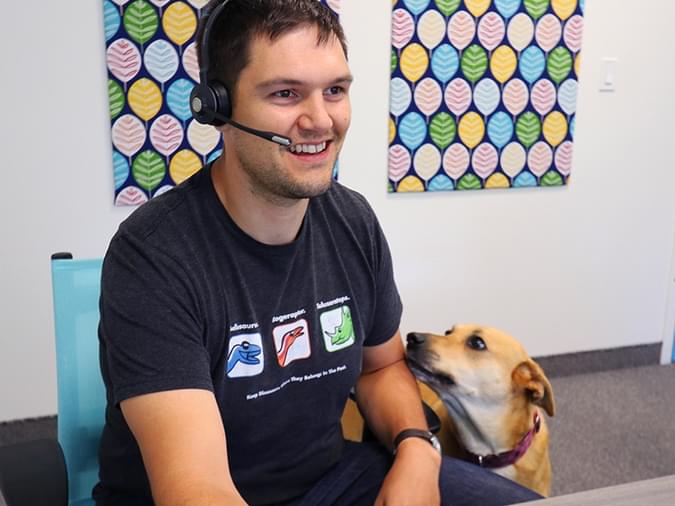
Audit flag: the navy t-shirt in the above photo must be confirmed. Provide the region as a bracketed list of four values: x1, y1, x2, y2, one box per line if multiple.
[93, 165, 403, 505]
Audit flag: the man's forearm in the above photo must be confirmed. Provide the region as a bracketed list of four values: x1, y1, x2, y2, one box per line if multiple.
[354, 358, 429, 449]
[158, 484, 247, 506]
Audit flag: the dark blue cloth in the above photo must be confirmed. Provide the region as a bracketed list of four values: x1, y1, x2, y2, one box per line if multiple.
[274, 441, 542, 506]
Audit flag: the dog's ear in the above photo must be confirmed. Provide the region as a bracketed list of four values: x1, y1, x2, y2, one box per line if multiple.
[513, 359, 555, 417]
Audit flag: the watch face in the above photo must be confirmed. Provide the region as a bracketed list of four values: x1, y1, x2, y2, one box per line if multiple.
[430, 434, 442, 454]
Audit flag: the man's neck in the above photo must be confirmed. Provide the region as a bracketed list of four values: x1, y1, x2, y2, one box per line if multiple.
[211, 157, 309, 246]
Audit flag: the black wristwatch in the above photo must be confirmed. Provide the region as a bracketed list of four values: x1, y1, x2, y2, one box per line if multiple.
[392, 428, 442, 455]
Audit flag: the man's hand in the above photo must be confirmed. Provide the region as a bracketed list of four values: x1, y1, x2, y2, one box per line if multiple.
[356, 331, 443, 505]
[375, 437, 442, 506]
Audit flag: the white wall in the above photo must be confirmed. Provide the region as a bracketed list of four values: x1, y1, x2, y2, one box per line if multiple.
[339, 0, 675, 355]
[1, 0, 673, 421]
[1, 1, 134, 421]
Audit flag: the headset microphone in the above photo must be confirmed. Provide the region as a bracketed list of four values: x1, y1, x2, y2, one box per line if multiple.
[190, 93, 292, 147]
[190, 0, 292, 148]
[213, 110, 292, 147]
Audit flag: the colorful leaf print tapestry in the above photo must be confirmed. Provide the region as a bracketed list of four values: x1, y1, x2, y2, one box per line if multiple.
[388, 0, 585, 192]
[104, 0, 341, 206]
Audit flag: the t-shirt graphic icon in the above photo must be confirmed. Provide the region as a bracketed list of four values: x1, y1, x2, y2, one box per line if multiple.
[273, 319, 311, 367]
[320, 305, 356, 352]
[226, 333, 264, 378]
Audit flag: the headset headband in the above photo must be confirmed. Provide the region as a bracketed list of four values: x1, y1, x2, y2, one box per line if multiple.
[199, 0, 233, 85]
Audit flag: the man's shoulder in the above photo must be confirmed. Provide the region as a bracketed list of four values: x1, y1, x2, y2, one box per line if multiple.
[320, 181, 375, 220]
[118, 169, 207, 242]
[119, 189, 182, 240]
[103, 171, 212, 287]
[310, 182, 384, 253]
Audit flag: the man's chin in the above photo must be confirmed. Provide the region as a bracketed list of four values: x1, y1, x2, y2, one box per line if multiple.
[291, 162, 336, 196]
[287, 177, 333, 199]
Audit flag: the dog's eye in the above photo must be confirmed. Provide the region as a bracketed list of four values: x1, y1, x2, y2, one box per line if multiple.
[466, 335, 487, 351]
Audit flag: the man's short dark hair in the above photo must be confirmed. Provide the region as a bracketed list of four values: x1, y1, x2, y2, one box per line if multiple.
[196, 0, 348, 103]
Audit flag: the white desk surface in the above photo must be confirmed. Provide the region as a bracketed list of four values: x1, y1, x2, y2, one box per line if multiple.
[513, 475, 675, 506]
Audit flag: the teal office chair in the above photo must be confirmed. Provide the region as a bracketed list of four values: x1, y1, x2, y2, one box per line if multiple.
[0, 254, 105, 506]
[52, 254, 106, 505]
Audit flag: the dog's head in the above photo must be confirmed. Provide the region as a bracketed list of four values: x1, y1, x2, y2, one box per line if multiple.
[406, 324, 555, 417]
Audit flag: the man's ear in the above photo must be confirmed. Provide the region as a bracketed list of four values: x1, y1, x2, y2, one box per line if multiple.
[512, 359, 555, 417]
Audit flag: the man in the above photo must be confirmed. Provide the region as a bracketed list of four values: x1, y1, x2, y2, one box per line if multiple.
[94, 1, 542, 505]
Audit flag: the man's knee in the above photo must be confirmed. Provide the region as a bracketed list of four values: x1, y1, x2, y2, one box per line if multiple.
[439, 457, 542, 506]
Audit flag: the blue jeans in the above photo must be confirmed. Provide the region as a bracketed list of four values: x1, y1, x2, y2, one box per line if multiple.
[276, 441, 542, 506]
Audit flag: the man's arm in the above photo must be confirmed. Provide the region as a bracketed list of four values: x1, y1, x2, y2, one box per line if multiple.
[121, 389, 247, 506]
[355, 330, 441, 505]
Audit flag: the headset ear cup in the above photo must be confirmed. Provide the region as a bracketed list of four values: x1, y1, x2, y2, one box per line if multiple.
[190, 83, 220, 125]
[211, 81, 232, 121]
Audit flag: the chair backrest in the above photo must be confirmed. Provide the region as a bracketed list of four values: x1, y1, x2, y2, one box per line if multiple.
[51, 256, 105, 506]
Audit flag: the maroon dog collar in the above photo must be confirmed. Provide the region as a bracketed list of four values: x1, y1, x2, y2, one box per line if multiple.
[466, 412, 541, 469]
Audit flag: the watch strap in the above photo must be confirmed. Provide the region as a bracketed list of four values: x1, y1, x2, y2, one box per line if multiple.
[392, 428, 437, 454]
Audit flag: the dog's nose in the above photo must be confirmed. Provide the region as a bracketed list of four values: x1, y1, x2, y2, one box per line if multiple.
[406, 332, 426, 346]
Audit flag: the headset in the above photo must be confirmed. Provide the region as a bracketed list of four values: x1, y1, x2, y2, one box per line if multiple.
[189, 0, 292, 146]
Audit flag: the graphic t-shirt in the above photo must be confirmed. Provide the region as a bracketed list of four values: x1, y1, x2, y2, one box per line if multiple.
[94, 165, 403, 505]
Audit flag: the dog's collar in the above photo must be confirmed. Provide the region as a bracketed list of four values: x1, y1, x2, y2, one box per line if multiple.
[466, 412, 541, 469]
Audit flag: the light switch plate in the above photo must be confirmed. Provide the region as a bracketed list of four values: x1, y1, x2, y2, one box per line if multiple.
[599, 57, 618, 92]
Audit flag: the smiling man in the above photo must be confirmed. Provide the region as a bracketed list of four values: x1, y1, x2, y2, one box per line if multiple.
[209, 18, 352, 245]
[93, 1, 542, 505]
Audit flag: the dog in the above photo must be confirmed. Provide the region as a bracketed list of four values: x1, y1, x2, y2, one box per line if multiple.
[341, 324, 555, 497]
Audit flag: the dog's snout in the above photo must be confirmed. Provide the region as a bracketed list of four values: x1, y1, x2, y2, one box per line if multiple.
[406, 332, 426, 346]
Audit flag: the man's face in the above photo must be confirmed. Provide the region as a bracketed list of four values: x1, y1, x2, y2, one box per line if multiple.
[224, 25, 352, 203]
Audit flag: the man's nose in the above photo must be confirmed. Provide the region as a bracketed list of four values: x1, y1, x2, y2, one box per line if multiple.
[297, 94, 333, 133]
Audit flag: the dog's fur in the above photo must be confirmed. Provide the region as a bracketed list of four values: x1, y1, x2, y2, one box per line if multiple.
[341, 324, 555, 497]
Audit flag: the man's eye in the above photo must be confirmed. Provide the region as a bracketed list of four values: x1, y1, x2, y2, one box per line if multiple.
[325, 86, 344, 96]
[273, 90, 295, 98]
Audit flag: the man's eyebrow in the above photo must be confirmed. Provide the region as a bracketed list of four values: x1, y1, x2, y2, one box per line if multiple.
[332, 75, 354, 85]
[256, 75, 354, 90]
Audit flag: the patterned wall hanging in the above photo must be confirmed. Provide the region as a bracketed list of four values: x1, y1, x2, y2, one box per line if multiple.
[104, 0, 341, 206]
[388, 0, 585, 192]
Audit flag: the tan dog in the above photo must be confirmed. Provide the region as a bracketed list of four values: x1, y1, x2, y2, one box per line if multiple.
[341, 324, 555, 497]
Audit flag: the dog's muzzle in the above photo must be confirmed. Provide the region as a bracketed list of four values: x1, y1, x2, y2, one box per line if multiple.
[406, 332, 427, 347]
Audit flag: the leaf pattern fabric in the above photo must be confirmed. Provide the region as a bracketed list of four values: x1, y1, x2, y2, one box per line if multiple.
[389, 0, 585, 192]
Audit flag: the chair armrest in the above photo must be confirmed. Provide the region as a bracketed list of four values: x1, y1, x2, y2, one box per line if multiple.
[0, 439, 67, 506]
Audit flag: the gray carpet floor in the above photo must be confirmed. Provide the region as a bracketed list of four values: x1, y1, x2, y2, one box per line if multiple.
[547, 363, 675, 496]
[1, 363, 674, 498]
[0, 416, 55, 447]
